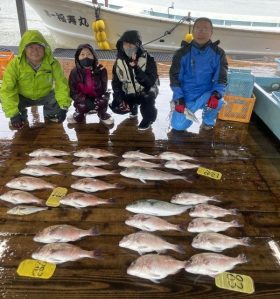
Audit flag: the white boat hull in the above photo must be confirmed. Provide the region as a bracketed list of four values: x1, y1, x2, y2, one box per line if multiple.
[26, 0, 280, 55]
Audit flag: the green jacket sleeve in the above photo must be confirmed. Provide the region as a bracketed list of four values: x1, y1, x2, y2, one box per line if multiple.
[52, 59, 71, 109]
[0, 58, 20, 118]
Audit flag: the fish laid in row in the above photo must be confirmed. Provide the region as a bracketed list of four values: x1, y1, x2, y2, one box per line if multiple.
[26, 156, 67, 166]
[71, 178, 121, 193]
[120, 167, 188, 183]
[185, 252, 248, 277]
[188, 218, 242, 233]
[126, 199, 192, 216]
[20, 166, 61, 177]
[34, 224, 100, 243]
[32, 243, 101, 264]
[122, 151, 156, 160]
[127, 252, 248, 282]
[5, 176, 55, 191]
[118, 159, 160, 169]
[73, 157, 109, 167]
[189, 204, 237, 218]
[156, 151, 195, 161]
[127, 254, 187, 283]
[7, 205, 48, 215]
[192, 232, 251, 252]
[71, 166, 117, 178]
[164, 160, 200, 171]
[29, 148, 70, 157]
[125, 214, 186, 232]
[0, 190, 43, 205]
[60, 192, 114, 208]
[171, 192, 220, 206]
[74, 148, 115, 158]
[119, 232, 185, 255]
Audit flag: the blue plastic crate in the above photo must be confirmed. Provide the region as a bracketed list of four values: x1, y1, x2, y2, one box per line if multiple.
[226, 70, 255, 98]
[228, 68, 252, 74]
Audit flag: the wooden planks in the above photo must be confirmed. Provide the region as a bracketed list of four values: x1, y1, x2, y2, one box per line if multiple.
[0, 62, 279, 298]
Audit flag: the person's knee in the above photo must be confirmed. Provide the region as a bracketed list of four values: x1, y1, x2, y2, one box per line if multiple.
[94, 97, 108, 111]
[171, 111, 192, 131]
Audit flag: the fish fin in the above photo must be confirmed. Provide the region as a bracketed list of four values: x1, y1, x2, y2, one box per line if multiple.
[237, 253, 248, 263]
[91, 249, 102, 259]
[209, 271, 220, 278]
[89, 227, 100, 236]
[174, 244, 185, 254]
[137, 248, 147, 255]
[241, 237, 252, 247]
[231, 220, 243, 227]
[143, 225, 154, 232]
[212, 247, 223, 252]
[211, 197, 221, 203]
[177, 222, 189, 232]
[151, 279, 161, 284]
[181, 176, 191, 183]
[140, 179, 146, 184]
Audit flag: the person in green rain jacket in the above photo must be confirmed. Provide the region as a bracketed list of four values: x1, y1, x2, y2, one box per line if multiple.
[0, 30, 71, 129]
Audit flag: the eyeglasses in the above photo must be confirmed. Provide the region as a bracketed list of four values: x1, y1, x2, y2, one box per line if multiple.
[193, 27, 211, 33]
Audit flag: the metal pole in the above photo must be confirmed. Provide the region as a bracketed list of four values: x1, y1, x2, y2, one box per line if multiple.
[16, 0, 28, 36]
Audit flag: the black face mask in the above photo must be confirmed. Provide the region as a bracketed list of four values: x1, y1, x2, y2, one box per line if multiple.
[79, 57, 94, 68]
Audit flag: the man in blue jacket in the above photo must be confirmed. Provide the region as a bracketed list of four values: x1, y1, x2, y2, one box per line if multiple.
[169, 17, 228, 131]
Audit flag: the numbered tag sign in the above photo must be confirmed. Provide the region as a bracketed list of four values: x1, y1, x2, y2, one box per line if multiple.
[197, 167, 222, 180]
[17, 259, 56, 279]
[46, 187, 67, 207]
[215, 272, 255, 294]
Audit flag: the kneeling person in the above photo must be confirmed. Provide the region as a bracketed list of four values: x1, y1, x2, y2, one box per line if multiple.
[0, 30, 71, 129]
[68, 44, 114, 126]
[110, 30, 159, 130]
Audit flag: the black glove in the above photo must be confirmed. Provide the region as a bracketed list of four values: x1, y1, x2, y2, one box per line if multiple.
[10, 113, 25, 130]
[57, 109, 67, 123]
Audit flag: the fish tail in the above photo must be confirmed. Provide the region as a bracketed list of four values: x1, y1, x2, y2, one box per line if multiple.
[241, 237, 252, 247]
[183, 177, 191, 183]
[211, 197, 221, 203]
[237, 253, 248, 263]
[230, 208, 238, 215]
[177, 222, 188, 232]
[107, 198, 116, 204]
[231, 220, 243, 227]
[115, 183, 124, 189]
[91, 248, 102, 260]
[89, 227, 100, 236]
[184, 259, 191, 271]
[174, 244, 185, 254]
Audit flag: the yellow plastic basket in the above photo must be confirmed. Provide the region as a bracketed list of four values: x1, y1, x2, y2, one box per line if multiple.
[218, 94, 256, 123]
[0, 51, 14, 79]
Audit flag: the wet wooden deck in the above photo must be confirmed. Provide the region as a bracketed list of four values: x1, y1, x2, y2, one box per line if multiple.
[0, 59, 279, 299]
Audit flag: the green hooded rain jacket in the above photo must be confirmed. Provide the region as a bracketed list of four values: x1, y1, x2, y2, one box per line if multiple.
[0, 30, 71, 118]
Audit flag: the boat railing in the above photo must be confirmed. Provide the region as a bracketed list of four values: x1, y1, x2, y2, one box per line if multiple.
[142, 8, 280, 29]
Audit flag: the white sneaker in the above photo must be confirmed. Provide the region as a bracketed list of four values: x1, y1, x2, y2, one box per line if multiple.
[67, 114, 78, 124]
[100, 116, 114, 126]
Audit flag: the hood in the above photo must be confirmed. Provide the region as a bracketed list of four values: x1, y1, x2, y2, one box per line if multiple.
[18, 30, 52, 60]
[116, 30, 143, 59]
[74, 44, 98, 69]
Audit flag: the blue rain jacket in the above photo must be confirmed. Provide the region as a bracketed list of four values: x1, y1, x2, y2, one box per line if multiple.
[169, 40, 228, 103]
